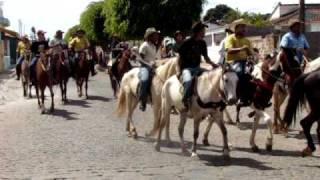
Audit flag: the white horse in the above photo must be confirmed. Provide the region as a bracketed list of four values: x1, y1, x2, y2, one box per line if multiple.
[272, 56, 320, 133]
[117, 57, 178, 138]
[207, 60, 281, 152]
[155, 66, 238, 158]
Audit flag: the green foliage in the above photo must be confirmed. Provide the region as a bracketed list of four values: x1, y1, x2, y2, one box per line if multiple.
[203, 4, 233, 22]
[64, 25, 81, 42]
[104, 0, 206, 39]
[80, 1, 108, 45]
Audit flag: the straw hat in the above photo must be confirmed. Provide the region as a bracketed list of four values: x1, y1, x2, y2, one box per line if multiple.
[144, 27, 160, 39]
[229, 18, 249, 32]
[289, 19, 303, 28]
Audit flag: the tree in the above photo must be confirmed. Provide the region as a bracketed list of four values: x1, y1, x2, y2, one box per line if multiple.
[203, 4, 233, 22]
[80, 1, 109, 45]
[64, 25, 81, 42]
[104, 0, 206, 39]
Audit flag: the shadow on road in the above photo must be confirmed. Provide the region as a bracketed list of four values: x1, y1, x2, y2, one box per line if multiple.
[88, 95, 113, 102]
[236, 122, 267, 130]
[200, 154, 277, 170]
[52, 108, 79, 120]
[67, 99, 91, 108]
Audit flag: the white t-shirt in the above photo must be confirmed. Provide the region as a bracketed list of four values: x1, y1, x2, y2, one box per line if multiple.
[50, 38, 66, 55]
[217, 37, 227, 65]
[139, 41, 157, 63]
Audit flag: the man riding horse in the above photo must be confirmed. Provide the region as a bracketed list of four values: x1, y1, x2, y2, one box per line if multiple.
[178, 21, 218, 108]
[49, 30, 68, 83]
[224, 19, 254, 106]
[137, 27, 160, 111]
[279, 20, 310, 72]
[68, 29, 97, 77]
[16, 35, 31, 80]
[29, 30, 49, 83]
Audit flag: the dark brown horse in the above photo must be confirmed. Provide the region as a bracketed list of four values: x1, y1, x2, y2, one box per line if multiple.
[21, 50, 33, 98]
[52, 51, 70, 104]
[109, 49, 132, 97]
[283, 70, 320, 157]
[75, 51, 90, 99]
[35, 52, 55, 114]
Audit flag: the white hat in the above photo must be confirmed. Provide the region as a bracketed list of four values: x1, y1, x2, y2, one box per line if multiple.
[144, 27, 160, 39]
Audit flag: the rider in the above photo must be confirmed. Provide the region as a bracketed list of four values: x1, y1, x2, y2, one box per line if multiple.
[50, 30, 68, 83]
[178, 21, 218, 108]
[224, 19, 253, 106]
[172, 30, 185, 54]
[279, 20, 310, 66]
[68, 29, 97, 76]
[217, 28, 233, 65]
[16, 35, 31, 80]
[138, 27, 159, 111]
[29, 30, 49, 82]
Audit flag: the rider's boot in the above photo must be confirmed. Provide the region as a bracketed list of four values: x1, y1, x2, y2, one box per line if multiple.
[182, 81, 192, 109]
[138, 81, 148, 111]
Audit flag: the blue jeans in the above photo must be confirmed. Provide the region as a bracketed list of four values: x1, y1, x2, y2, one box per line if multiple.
[181, 67, 205, 102]
[230, 60, 247, 77]
[138, 67, 151, 102]
[17, 56, 24, 65]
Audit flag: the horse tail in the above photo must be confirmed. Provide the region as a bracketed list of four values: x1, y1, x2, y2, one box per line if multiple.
[117, 85, 127, 117]
[283, 73, 308, 127]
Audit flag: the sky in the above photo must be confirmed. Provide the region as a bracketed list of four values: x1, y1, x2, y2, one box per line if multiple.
[2, 0, 319, 38]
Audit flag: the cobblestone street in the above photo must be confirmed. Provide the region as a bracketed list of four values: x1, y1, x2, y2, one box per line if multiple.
[0, 72, 319, 179]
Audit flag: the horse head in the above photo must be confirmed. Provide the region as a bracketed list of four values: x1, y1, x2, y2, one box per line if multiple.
[220, 64, 238, 105]
[24, 50, 32, 62]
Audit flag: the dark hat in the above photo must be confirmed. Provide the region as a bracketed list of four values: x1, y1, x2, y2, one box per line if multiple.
[289, 20, 303, 28]
[174, 30, 182, 37]
[56, 30, 64, 34]
[192, 21, 208, 34]
[37, 30, 46, 35]
[225, 28, 233, 34]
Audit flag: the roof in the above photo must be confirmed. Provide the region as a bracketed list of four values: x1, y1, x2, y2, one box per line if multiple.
[0, 27, 19, 38]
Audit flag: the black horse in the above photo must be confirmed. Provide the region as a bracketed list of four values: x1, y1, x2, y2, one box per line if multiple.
[283, 70, 320, 157]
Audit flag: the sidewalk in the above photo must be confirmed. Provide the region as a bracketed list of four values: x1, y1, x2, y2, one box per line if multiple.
[0, 68, 21, 105]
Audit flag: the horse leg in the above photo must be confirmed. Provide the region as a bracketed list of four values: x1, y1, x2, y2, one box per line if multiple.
[64, 80, 68, 103]
[259, 110, 273, 152]
[85, 77, 88, 99]
[224, 108, 234, 124]
[203, 116, 214, 146]
[215, 111, 230, 157]
[35, 84, 40, 108]
[49, 85, 54, 113]
[127, 93, 138, 138]
[40, 88, 45, 114]
[317, 120, 320, 149]
[191, 118, 201, 158]
[250, 110, 261, 152]
[300, 113, 317, 157]
[236, 104, 241, 126]
[154, 102, 171, 151]
[146, 103, 161, 137]
[60, 82, 64, 103]
[29, 83, 33, 98]
[178, 113, 189, 155]
[273, 89, 287, 134]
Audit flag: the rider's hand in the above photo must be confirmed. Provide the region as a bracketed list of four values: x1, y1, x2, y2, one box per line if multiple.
[210, 62, 219, 69]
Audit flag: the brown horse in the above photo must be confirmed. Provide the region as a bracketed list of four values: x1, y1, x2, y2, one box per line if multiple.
[35, 52, 55, 114]
[75, 51, 90, 99]
[21, 50, 33, 98]
[52, 51, 70, 104]
[109, 49, 132, 97]
[271, 48, 303, 134]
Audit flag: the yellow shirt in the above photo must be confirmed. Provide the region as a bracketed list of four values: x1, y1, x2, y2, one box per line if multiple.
[16, 41, 31, 55]
[68, 37, 90, 52]
[224, 34, 251, 61]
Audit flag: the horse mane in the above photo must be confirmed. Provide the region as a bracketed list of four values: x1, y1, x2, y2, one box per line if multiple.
[155, 57, 178, 81]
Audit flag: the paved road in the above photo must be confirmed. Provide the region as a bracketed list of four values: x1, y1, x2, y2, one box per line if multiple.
[0, 71, 319, 179]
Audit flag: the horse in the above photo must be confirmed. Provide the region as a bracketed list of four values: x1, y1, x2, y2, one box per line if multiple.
[35, 52, 55, 114]
[283, 70, 320, 157]
[117, 57, 178, 139]
[210, 58, 282, 152]
[52, 51, 70, 104]
[20, 50, 33, 98]
[74, 51, 90, 99]
[272, 55, 320, 134]
[154, 65, 238, 158]
[109, 49, 133, 98]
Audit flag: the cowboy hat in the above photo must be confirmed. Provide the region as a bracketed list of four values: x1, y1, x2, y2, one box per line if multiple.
[144, 27, 160, 39]
[192, 21, 208, 34]
[289, 19, 303, 28]
[37, 30, 46, 35]
[229, 18, 249, 32]
[56, 30, 64, 34]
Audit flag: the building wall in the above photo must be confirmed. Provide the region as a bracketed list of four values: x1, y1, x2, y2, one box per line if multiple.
[305, 32, 320, 59]
[248, 34, 277, 56]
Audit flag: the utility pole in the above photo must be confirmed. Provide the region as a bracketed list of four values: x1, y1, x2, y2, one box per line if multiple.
[299, 0, 305, 33]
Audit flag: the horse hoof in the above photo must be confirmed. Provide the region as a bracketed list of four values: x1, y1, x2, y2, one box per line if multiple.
[132, 132, 138, 139]
[223, 148, 230, 157]
[126, 131, 132, 137]
[266, 144, 273, 152]
[154, 143, 161, 152]
[301, 147, 313, 157]
[86, 96, 89, 100]
[191, 152, 199, 159]
[202, 139, 210, 146]
[252, 145, 260, 152]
